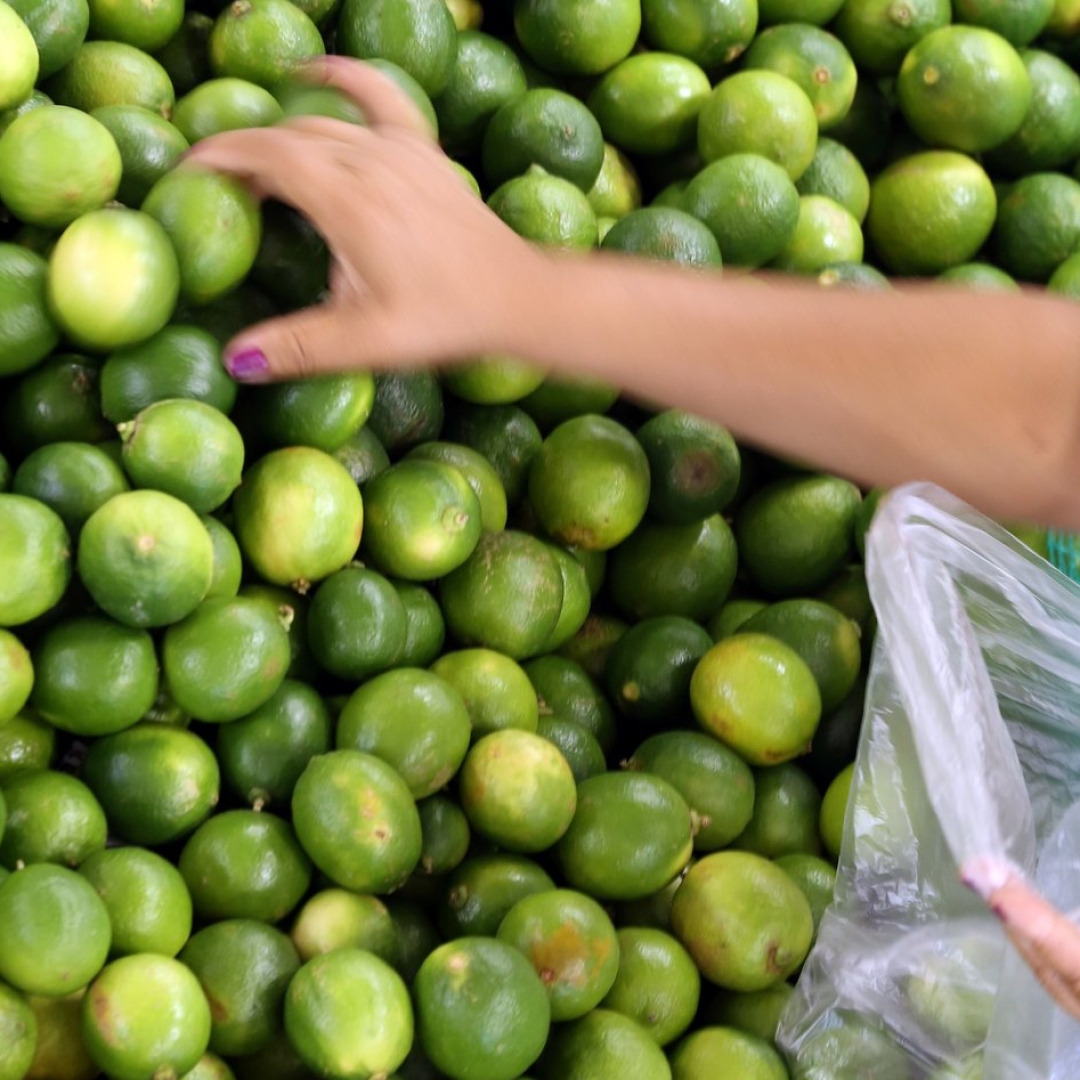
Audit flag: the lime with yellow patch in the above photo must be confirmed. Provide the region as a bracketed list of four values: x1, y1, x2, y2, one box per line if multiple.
[291, 750, 422, 894]
[429, 648, 540, 739]
[286, 949, 413, 1080]
[0, 3, 39, 112]
[497, 888, 620, 1021]
[46, 40, 175, 116]
[770, 195, 864, 275]
[0, 980, 36, 1080]
[671, 850, 813, 990]
[290, 889, 398, 964]
[459, 729, 578, 853]
[82, 954, 211, 1080]
[0, 631, 33, 724]
[588, 143, 642, 219]
[820, 760, 855, 859]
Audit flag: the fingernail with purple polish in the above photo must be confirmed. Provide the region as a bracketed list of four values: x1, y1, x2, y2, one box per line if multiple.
[226, 347, 270, 382]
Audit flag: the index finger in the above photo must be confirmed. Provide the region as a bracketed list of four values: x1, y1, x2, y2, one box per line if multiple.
[300, 56, 437, 140]
[183, 125, 354, 237]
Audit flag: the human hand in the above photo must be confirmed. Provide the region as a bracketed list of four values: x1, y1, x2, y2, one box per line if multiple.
[962, 856, 1080, 1021]
[184, 57, 547, 383]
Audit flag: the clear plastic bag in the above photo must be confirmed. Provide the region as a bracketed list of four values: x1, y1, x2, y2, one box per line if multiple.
[777, 482, 1080, 1079]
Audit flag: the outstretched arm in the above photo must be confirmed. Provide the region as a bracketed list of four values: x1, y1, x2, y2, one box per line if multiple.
[187, 56, 1080, 529]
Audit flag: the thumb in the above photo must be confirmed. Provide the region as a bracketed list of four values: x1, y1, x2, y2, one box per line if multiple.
[222, 305, 391, 383]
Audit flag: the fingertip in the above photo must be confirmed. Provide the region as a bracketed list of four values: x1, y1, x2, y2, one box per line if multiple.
[224, 344, 273, 384]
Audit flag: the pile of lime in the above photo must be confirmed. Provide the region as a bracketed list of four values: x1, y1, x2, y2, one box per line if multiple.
[0, 0, 1068, 1076]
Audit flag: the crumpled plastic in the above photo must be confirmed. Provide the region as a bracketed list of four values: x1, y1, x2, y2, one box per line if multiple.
[777, 482, 1080, 1079]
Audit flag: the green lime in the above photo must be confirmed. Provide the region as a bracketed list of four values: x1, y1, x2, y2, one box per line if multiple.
[536, 1009, 671, 1080]
[760, 0, 842, 23]
[405, 441, 509, 533]
[588, 53, 710, 157]
[415, 937, 550, 1080]
[938, 262, 1020, 291]
[100, 324, 237, 423]
[698, 983, 792, 1042]
[439, 530, 564, 660]
[78, 846, 191, 958]
[155, 10, 213, 96]
[23, 989, 100, 1080]
[179, 809, 311, 923]
[1049, 249, 1080, 297]
[744, 24, 858, 132]
[201, 515, 243, 601]
[774, 852, 836, 937]
[985, 49, 1080, 175]
[13, 442, 129, 534]
[209, 0, 324, 89]
[233, 447, 364, 592]
[142, 168, 262, 305]
[514, 0, 639, 75]
[182, 1053, 237, 1080]
[361, 460, 482, 581]
[498, 888, 620, 1021]
[82, 724, 219, 846]
[441, 356, 546, 407]
[0, 631, 32, 724]
[992, 171, 1080, 282]
[796, 137, 871, 223]
[820, 760, 854, 858]
[46, 208, 180, 352]
[46, 40, 175, 116]
[529, 414, 650, 551]
[337, 668, 471, 800]
[0, 495, 71, 629]
[290, 889, 398, 964]
[172, 77, 283, 143]
[0, 106, 121, 229]
[627, 730, 755, 851]
[690, 633, 821, 765]
[438, 854, 555, 939]
[525, 654, 617, 751]
[460, 729, 577, 852]
[291, 750, 422, 894]
[0, 5, 38, 112]
[6, 0, 89, 80]
[770, 194, 864, 274]
[897, 26, 1031, 153]
[735, 474, 861, 595]
[429, 648, 539, 739]
[163, 595, 291, 723]
[286, 949, 413, 1080]
[367, 370, 444, 455]
[483, 88, 604, 192]
[519, 374, 621, 431]
[671, 850, 813, 990]
[0, 770, 106, 869]
[538, 543, 591, 653]
[641, 0, 756, 68]
[179, 919, 300, 1057]
[600, 927, 700, 1046]
[120, 399, 244, 513]
[254, 373, 375, 453]
[588, 143, 642, 218]
[0, 90, 52, 139]
[709, 599, 769, 641]
[698, 71, 818, 181]
[30, 616, 158, 738]
[240, 584, 317, 683]
[558, 771, 693, 901]
[636, 410, 740, 522]
[77, 489, 213, 628]
[392, 581, 446, 668]
[417, 798, 474, 882]
[739, 598, 861, 711]
[2, 352, 111, 454]
[216, 679, 332, 810]
[606, 513, 738, 623]
[82, 954, 211, 1080]
[671, 1026, 788, 1080]
[0, 980, 35, 1080]
[333, 425, 390, 487]
[833, 0, 951, 76]
[952, 0, 1053, 47]
[442, 401, 543, 506]
[90, 104, 190, 207]
[601, 206, 722, 267]
[733, 762, 822, 858]
[306, 566, 407, 682]
[0, 863, 111, 996]
[0, 711, 56, 785]
[0, 245, 59, 378]
[605, 616, 712, 725]
[684, 153, 800, 266]
[488, 167, 599, 249]
[87, 0, 182, 51]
